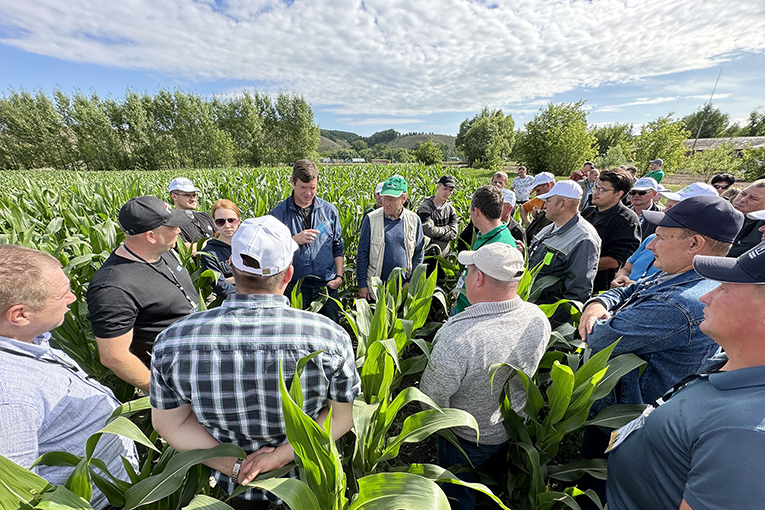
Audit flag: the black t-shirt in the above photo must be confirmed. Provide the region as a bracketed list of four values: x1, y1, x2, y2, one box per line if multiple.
[87, 251, 199, 366]
[582, 202, 641, 292]
[179, 210, 216, 244]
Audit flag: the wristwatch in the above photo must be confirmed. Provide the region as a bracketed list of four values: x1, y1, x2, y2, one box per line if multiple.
[231, 457, 245, 482]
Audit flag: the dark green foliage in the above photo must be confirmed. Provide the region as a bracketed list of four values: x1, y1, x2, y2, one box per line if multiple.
[591, 123, 633, 157]
[455, 107, 515, 170]
[682, 104, 730, 139]
[412, 139, 443, 165]
[0, 88, 320, 170]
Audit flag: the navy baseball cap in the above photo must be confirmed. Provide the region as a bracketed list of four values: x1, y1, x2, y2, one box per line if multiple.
[642, 195, 744, 243]
[694, 241, 765, 284]
[118, 196, 192, 235]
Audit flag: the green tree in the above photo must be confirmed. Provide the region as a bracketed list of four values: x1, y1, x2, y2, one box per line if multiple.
[591, 123, 633, 157]
[685, 142, 739, 180]
[351, 139, 368, 152]
[740, 147, 765, 181]
[391, 147, 412, 163]
[737, 110, 765, 137]
[455, 108, 515, 169]
[633, 115, 690, 174]
[412, 138, 443, 165]
[594, 145, 629, 170]
[682, 104, 729, 139]
[212, 91, 265, 167]
[515, 101, 596, 175]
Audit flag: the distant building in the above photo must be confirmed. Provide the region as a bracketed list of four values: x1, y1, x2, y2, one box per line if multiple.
[351, 158, 366, 163]
[684, 136, 765, 155]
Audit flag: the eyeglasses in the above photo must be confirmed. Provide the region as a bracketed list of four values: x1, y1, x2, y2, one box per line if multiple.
[713, 184, 730, 190]
[630, 190, 649, 196]
[173, 192, 197, 199]
[214, 218, 240, 227]
[594, 186, 614, 194]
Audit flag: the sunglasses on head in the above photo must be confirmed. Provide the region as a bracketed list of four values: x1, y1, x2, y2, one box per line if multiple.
[630, 190, 649, 196]
[214, 218, 240, 227]
[714, 184, 730, 190]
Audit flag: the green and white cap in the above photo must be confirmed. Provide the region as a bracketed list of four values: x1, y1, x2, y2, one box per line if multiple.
[380, 176, 408, 197]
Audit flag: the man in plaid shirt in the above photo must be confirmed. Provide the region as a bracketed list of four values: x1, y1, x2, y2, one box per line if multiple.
[150, 215, 360, 509]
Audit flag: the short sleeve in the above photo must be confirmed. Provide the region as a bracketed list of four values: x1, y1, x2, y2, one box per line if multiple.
[684, 428, 765, 510]
[149, 347, 185, 410]
[87, 285, 138, 339]
[326, 336, 361, 403]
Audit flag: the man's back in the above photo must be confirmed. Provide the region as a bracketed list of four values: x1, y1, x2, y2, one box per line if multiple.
[150, 294, 359, 496]
[421, 297, 550, 444]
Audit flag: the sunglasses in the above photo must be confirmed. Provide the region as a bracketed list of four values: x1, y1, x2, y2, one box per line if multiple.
[713, 184, 730, 190]
[630, 190, 649, 196]
[214, 218, 240, 227]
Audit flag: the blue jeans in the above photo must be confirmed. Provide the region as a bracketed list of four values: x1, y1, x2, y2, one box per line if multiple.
[436, 435, 506, 510]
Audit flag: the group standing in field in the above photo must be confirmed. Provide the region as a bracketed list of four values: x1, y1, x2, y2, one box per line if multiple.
[2, 157, 765, 510]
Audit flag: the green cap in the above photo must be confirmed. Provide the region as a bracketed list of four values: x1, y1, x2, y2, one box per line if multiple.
[380, 176, 408, 197]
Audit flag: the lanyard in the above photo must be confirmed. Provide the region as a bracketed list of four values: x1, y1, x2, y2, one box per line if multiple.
[122, 245, 197, 311]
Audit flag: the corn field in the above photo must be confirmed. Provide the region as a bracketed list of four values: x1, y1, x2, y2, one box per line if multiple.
[0, 165, 645, 510]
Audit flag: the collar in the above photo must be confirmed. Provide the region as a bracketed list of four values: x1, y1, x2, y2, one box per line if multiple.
[450, 297, 523, 322]
[477, 223, 507, 240]
[288, 194, 322, 211]
[708, 365, 765, 390]
[595, 201, 625, 215]
[221, 293, 291, 309]
[0, 332, 52, 355]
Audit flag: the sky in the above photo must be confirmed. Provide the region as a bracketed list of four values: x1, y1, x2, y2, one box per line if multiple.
[2, 0, 764, 137]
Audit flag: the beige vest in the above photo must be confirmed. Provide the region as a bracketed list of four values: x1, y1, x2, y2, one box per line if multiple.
[367, 207, 419, 281]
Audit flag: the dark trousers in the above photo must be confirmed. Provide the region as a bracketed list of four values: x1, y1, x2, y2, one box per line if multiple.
[436, 435, 507, 510]
[284, 281, 340, 324]
[577, 425, 611, 509]
[227, 497, 277, 510]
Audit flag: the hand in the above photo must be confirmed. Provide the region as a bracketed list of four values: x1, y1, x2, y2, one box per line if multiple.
[610, 275, 634, 288]
[327, 276, 342, 290]
[358, 287, 370, 300]
[578, 302, 611, 341]
[293, 229, 320, 245]
[515, 241, 525, 255]
[239, 444, 295, 484]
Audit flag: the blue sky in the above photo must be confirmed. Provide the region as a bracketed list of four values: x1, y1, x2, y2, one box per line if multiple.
[2, 0, 764, 137]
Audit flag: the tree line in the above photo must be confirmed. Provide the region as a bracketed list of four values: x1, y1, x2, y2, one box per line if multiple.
[0, 88, 320, 171]
[453, 101, 765, 180]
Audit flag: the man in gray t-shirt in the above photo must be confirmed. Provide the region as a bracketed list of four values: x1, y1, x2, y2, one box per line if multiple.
[420, 243, 550, 509]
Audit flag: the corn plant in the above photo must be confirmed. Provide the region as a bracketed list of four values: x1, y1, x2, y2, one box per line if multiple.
[489, 339, 648, 510]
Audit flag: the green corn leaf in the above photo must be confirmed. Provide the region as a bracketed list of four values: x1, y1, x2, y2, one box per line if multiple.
[546, 362, 575, 426]
[350, 472, 450, 510]
[0, 454, 53, 509]
[591, 353, 647, 401]
[584, 404, 647, 429]
[547, 458, 608, 482]
[184, 494, 234, 510]
[380, 408, 479, 462]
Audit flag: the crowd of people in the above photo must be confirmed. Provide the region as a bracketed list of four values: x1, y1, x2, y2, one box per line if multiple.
[1, 157, 765, 510]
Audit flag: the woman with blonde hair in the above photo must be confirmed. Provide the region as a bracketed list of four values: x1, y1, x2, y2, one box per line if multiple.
[200, 199, 241, 297]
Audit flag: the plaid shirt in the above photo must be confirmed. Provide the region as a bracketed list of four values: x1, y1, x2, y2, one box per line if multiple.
[150, 294, 360, 500]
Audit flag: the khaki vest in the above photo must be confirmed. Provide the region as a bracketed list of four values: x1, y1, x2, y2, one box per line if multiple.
[367, 207, 419, 281]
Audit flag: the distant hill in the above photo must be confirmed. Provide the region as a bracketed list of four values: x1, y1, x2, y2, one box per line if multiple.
[319, 128, 456, 151]
[318, 136, 349, 151]
[388, 134, 456, 149]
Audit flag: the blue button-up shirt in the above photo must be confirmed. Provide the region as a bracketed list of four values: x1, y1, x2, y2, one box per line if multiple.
[0, 333, 139, 509]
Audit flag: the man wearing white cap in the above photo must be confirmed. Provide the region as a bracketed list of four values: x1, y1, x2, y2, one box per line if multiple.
[520, 172, 555, 227]
[168, 177, 216, 244]
[150, 216, 361, 508]
[527, 181, 601, 328]
[629, 177, 663, 240]
[420, 243, 550, 510]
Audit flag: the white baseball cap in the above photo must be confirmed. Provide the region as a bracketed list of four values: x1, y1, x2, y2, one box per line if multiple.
[538, 180, 582, 201]
[169, 177, 200, 193]
[458, 243, 524, 282]
[631, 177, 658, 191]
[374, 182, 384, 195]
[231, 216, 298, 276]
[501, 188, 516, 204]
[659, 182, 717, 202]
[748, 210, 765, 220]
[531, 172, 555, 188]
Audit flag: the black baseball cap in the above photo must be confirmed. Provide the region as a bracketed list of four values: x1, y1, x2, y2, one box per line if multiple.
[438, 175, 457, 188]
[694, 241, 765, 284]
[118, 196, 192, 235]
[642, 195, 744, 243]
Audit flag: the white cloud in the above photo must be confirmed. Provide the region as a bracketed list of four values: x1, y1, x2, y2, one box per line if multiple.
[685, 93, 733, 100]
[1, 0, 765, 116]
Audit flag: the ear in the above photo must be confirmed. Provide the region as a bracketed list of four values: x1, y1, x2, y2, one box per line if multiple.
[5, 304, 32, 327]
[688, 234, 707, 254]
[284, 265, 294, 283]
[144, 230, 158, 245]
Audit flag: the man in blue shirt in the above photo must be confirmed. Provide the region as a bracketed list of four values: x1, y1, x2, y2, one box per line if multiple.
[270, 159, 345, 323]
[607, 241, 765, 510]
[0, 244, 138, 510]
[577, 196, 744, 504]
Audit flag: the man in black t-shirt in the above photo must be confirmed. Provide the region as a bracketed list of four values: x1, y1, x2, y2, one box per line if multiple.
[87, 196, 199, 393]
[168, 177, 216, 244]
